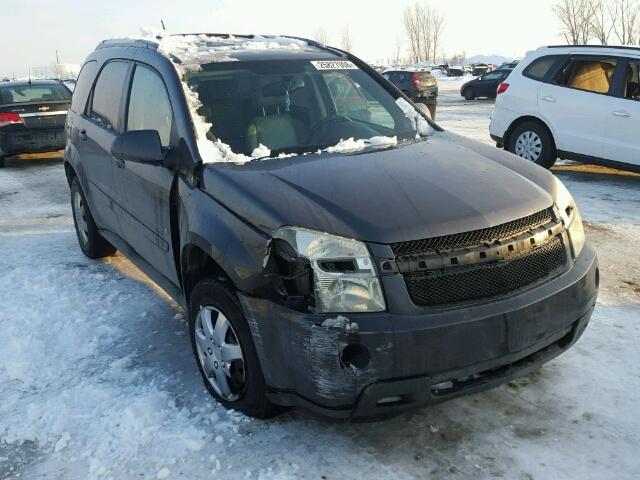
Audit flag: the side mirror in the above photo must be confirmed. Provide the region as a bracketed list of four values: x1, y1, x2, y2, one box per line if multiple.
[111, 130, 165, 164]
[415, 102, 432, 120]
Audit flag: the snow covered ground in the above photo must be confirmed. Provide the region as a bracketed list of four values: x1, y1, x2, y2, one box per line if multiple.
[1, 85, 639, 479]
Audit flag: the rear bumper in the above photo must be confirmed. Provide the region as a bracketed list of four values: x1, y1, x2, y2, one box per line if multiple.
[0, 128, 65, 156]
[413, 87, 438, 103]
[240, 244, 598, 419]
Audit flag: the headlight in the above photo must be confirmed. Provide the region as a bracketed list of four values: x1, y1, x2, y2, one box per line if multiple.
[552, 176, 585, 258]
[274, 227, 386, 313]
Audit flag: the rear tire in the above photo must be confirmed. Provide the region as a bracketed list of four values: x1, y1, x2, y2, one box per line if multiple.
[463, 88, 475, 100]
[70, 177, 116, 259]
[0, 156, 5, 168]
[189, 277, 279, 419]
[508, 121, 556, 169]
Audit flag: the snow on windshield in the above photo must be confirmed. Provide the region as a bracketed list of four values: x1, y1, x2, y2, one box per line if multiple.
[138, 30, 431, 164]
[395, 98, 433, 137]
[325, 136, 398, 153]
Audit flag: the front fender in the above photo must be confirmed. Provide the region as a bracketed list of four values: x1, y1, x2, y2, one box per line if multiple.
[178, 178, 273, 295]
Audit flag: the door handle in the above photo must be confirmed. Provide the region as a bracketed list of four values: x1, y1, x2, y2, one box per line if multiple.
[541, 96, 557, 103]
[79, 129, 87, 141]
[613, 111, 630, 118]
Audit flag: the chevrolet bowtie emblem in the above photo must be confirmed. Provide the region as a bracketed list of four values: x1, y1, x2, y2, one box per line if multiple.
[38, 106, 50, 112]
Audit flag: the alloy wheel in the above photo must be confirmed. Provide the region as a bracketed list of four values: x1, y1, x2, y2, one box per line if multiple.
[194, 306, 246, 401]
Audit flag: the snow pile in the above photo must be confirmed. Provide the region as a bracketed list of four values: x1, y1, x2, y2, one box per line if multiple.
[251, 143, 271, 159]
[325, 136, 398, 153]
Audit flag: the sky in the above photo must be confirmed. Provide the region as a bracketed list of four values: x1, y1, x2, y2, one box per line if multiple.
[1, 0, 564, 77]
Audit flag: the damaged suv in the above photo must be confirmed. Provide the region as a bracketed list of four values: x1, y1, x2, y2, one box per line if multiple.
[65, 34, 598, 419]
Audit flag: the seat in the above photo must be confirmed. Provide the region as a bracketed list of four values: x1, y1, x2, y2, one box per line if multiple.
[569, 62, 615, 94]
[246, 85, 303, 153]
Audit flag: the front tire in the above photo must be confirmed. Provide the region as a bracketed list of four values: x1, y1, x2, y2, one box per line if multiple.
[463, 88, 475, 100]
[508, 121, 556, 169]
[188, 277, 278, 419]
[70, 177, 116, 258]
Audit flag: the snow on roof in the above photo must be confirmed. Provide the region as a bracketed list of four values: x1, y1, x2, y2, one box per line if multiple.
[155, 33, 313, 70]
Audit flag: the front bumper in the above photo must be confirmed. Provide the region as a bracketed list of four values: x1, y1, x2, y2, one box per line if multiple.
[240, 244, 598, 419]
[0, 127, 65, 156]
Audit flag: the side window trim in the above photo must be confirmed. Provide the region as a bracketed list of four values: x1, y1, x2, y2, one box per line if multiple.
[86, 59, 133, 133]
[610, 57, 633, 99]
[124, 62, 175, 147]
[551, 55, 619, 97]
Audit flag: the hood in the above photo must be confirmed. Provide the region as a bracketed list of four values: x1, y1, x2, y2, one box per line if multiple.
[201, 132, 554, 244]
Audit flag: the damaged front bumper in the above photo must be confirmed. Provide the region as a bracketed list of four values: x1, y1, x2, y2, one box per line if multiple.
[239, 244, 598, 419]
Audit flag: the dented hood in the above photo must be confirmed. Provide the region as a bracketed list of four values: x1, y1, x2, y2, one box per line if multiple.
[201, 132, 554, 244]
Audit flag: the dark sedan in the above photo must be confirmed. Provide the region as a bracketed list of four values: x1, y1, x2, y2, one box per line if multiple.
[461, 69, 512, 100]
[0, 80, 71, 166]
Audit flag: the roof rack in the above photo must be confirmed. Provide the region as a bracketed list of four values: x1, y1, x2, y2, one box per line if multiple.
[546, 44, 640, 51]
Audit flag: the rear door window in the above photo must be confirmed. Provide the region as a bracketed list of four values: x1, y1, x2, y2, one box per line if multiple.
[481, 71, 503, 81]
[126, 64, 173, 146]
[554, 57, 618, 95]
[89, 61, 130, 132]
[523, 56, 560, 81]
[71, 61, 98, 113]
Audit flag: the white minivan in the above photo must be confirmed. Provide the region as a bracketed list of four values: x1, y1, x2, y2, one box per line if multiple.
[490, 45, 640, 170]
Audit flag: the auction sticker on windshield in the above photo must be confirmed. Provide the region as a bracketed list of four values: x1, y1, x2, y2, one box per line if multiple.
[311, 60, 358, 70]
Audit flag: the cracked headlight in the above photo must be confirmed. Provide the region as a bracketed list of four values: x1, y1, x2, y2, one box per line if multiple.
[274, 227, 386, 313]
[552, 176, 585, 258]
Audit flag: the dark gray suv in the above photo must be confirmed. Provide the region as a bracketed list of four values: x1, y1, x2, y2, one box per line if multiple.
[64, 34, 598, 419]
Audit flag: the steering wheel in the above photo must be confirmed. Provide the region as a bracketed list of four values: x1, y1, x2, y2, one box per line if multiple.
[305, 115, 352, 144]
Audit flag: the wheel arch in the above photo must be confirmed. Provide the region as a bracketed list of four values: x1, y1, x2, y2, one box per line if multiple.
[181, 242, 234, 305]
[504, 116, 557, 153]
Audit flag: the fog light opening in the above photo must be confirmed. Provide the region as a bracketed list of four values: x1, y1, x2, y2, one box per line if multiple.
[339, 344, 370, 370]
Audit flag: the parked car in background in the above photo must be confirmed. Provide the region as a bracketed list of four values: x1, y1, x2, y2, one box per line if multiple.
[471, 63, 490, 76]
[490, 45, 640, 170]
[498, 61, 519, 70]
[65, 34, 597, 419]
[447, 66, 465, 77]
[461, 69, 512, 100]
[0, 80, 71, 167]
[383, 69, 438, 118]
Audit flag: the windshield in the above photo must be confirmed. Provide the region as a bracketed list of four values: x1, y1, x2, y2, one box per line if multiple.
[0, 83, 71, 105]
[186, 59, 430, 157]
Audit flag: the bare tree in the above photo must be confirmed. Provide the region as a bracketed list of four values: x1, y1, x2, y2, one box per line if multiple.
[610, 0, 640, 45]
[402, 2, 445, 63]
[552, 0, 592, 44]
[394, 34, 404, 65]
[402, 3, 422, 62]
[313, 27, 329, 45]
[430, 8, 445, 64]
[590, 0, 616, 44]
[340, 25, 353, 52]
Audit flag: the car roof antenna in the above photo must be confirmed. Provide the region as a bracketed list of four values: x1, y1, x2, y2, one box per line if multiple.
[28, 67, 31, 85]
[161, 19, 166, 31]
